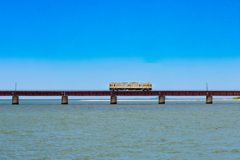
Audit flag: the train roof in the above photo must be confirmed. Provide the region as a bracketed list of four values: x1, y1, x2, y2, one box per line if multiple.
[110, 82, 151, 83]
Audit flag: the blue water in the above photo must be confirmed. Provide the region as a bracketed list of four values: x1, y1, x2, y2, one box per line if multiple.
[0, 100, 240, 159]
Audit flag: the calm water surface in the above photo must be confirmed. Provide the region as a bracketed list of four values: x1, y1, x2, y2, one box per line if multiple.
[0, 100, 240, 159]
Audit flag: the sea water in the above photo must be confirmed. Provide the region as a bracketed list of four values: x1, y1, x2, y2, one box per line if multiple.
[0, 100, 239, 159]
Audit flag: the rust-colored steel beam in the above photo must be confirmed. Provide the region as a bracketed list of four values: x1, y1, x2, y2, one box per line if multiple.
[0, 91, 240, 96]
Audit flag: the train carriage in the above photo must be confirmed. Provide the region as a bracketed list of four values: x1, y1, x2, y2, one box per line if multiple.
[109, 82, 152, 91]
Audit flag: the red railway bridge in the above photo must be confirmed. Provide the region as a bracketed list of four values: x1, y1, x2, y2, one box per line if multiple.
[0, 90, 240, 105]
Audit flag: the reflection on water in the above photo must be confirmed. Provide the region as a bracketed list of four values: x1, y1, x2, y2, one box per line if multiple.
[0, 100, 240, 159]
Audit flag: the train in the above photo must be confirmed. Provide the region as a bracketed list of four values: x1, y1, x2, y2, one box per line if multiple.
[109, 82, 152, 91]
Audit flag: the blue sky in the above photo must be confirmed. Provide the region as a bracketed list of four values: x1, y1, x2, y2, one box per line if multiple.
[0, 0, 239, 99]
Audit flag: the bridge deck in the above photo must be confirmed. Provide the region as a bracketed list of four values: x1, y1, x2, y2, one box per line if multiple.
[0, 91, 239, 96]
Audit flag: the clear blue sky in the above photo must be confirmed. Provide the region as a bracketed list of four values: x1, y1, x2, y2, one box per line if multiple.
[0, 0, 239, 99]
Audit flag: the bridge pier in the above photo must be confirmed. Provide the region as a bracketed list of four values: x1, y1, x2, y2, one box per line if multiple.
[12, 96, 19, 105]
[159, 96, 165, 104]
[206, 96, 212, 104]
[61, 96, 68, 104]
[110, 96, 117, 104]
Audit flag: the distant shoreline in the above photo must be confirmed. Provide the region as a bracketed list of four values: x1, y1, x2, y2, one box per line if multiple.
[80, 99, 240, 102]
